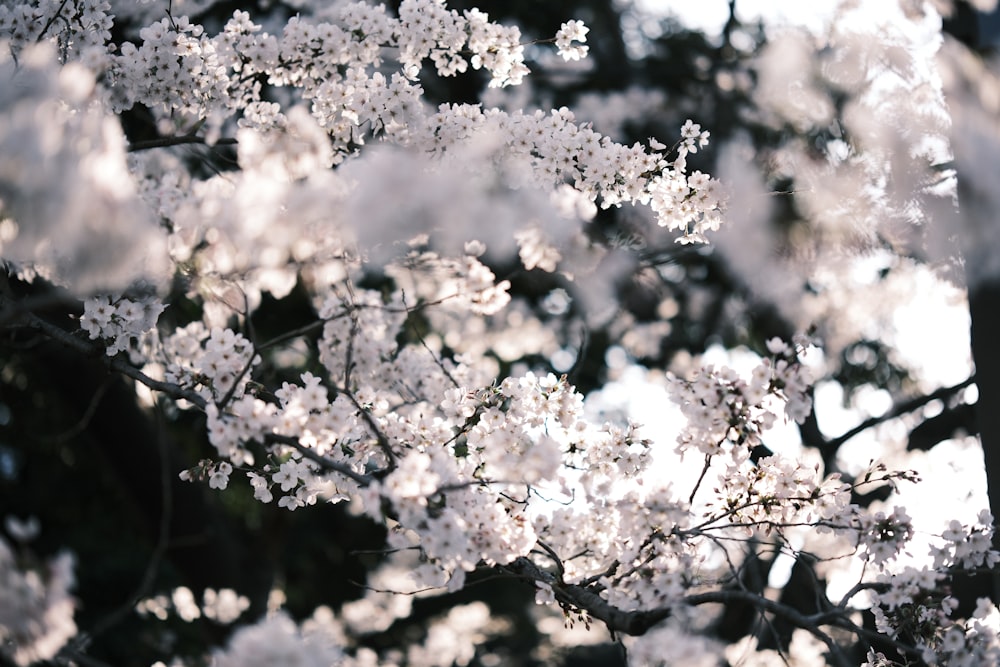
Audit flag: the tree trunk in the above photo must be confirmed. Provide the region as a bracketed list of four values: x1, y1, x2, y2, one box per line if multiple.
[968, 283, 1000, 591]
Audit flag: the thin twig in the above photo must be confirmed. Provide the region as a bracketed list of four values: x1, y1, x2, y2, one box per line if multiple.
[401, 290, 460, 389]
[37, 0, 71, 43]
[334, 386, 397, 475]
[688, 453, 713, 505]
[534, 540, 566, 580]
[347, 579, 443, 596]
[40, 376, 113, 443]
[256, 319, 326, 351]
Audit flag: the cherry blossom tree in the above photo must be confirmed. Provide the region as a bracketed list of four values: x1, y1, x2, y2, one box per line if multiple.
[1, 0, 999, 666]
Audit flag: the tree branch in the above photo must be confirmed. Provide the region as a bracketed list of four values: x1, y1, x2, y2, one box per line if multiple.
[503, 556, 881, 667]
[24, 313, 209, 409]
[824, 375, 976, 451]
[25, 312, 380, 489]
[334, 385, 397, 475]
[263, 432, 374, 487]
[127, 135, 238, 152]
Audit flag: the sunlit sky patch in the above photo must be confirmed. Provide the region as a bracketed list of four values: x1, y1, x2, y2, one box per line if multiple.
[634, 0, 922, 36]
[635, 0, 837, 35]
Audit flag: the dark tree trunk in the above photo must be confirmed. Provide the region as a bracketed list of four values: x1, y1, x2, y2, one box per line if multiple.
[968, 283, 1000, 598]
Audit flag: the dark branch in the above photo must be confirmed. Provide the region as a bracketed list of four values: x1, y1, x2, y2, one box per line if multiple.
[824, 375, 976, 451]
[127, 135, 238, 152]
[502, 556, 895, 667]
[263, 433, 374, 487]
[25, 312, 378, 489]
[334, 385, 398, 475]
[25, 313, 209, 409]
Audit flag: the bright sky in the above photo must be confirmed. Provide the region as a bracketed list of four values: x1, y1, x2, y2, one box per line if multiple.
[637, 0, 839, 34]
[638, 0, 931, 37]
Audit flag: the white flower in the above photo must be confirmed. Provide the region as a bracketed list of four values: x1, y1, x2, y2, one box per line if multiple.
[171, 587, 201, 622]
[941, 627, 966, 652]
[80, 296, 115, 339]
[534, 581, 556, 605]
[202, 588, 250, 624]
[555, 20, 589, 61]
[278, 495, 304, 511]
[209, 462, 233, 490]
[273, 460, 301, 492]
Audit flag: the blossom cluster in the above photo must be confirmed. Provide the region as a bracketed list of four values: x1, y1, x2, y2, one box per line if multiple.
[869, 587, 1000, 666]
[104, 0, 531, 130]
[555, 20, 590, 62]
[678, 119, 711, 157]
[104, 272, 984, 666]
[0, 528, 76, 667]
[80, 295, 165, 357]
[0, 0, 728, 342]
[711, 454, 853, 529]
[855, 506, 916, 566]
[0, 0, 707, 324]
[0, 42, 167, 291]
[159, 323, 261, 403]
[136, 585, 250, 624]
[865, 511, 1000, 665]
[414, 105, 725, 242]
[211, 612, 344, 667]
[669, 336, 814, 459]
[934, 510, 1000, 570]
[0, 0, 112, 62]
[192, 592, 495, 667]
[178, 458, 237, 491]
